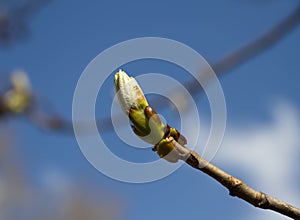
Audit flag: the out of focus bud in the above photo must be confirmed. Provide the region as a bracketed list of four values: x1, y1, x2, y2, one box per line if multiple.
[3, 70, 32, 113]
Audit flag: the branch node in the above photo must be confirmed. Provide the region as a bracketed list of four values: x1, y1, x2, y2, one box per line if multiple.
[228, 176, 243, 197]
[256, 192, 270, 208]
[186, 152, 200, 169]
[230, 176, 243, 187]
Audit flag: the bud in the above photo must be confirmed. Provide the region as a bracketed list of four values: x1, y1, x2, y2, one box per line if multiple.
[114, 69, 189, 162]
[114, 69, 148, 114]
[156, 137, 191, 163]
[3, 71, 32, 113]
[114, 69, 165, 144]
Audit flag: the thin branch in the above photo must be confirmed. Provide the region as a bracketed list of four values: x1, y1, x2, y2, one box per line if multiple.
[185, 150, 300, 219]
[182, 4, 300, 96]
[213, 5, 300, 74]
[167, 138, 300, 219]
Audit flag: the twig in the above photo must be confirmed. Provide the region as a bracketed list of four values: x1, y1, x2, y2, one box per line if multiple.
[185, 150, 300, 219]
[181, 4, 300, 96]
[165, 139, 300, 219]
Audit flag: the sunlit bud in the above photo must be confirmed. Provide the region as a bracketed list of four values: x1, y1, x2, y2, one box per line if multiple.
[114, 69, 189, 162]
[114, 69, 148, 115]
[114, 70, 165, 144]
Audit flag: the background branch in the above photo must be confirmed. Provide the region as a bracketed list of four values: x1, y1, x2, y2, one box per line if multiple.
[15, 4, 300, 133]
[185, 4, 300, 96]
[4, 0, 298, 131]
[0, 0, 52, 46]
[1, 3, 299, 135]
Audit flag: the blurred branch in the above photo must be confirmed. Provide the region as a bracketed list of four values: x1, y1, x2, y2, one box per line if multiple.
[1, 4, 300, 133]
[0, 0, 52, 46]
[101, 4, 300, 132]
[185, 150, 300, 220]
[185, 4, 300, 96]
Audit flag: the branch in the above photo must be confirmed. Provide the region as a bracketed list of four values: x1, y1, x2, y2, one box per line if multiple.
[164, 139, 300, 219]
[185, 150, 300, 219]
[113, 70, 300, 219]
[182, 4, 300, 96]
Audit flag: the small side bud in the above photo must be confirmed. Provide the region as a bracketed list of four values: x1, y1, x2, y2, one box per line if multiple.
[157, 137, 191, 163]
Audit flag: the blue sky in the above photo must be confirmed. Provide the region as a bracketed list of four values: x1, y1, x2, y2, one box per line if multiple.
[1, 1, 300, 219]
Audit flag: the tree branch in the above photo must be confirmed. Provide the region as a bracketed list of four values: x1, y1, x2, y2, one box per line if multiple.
[185, 150, 300, 219]
[182, 4, 300, 96]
